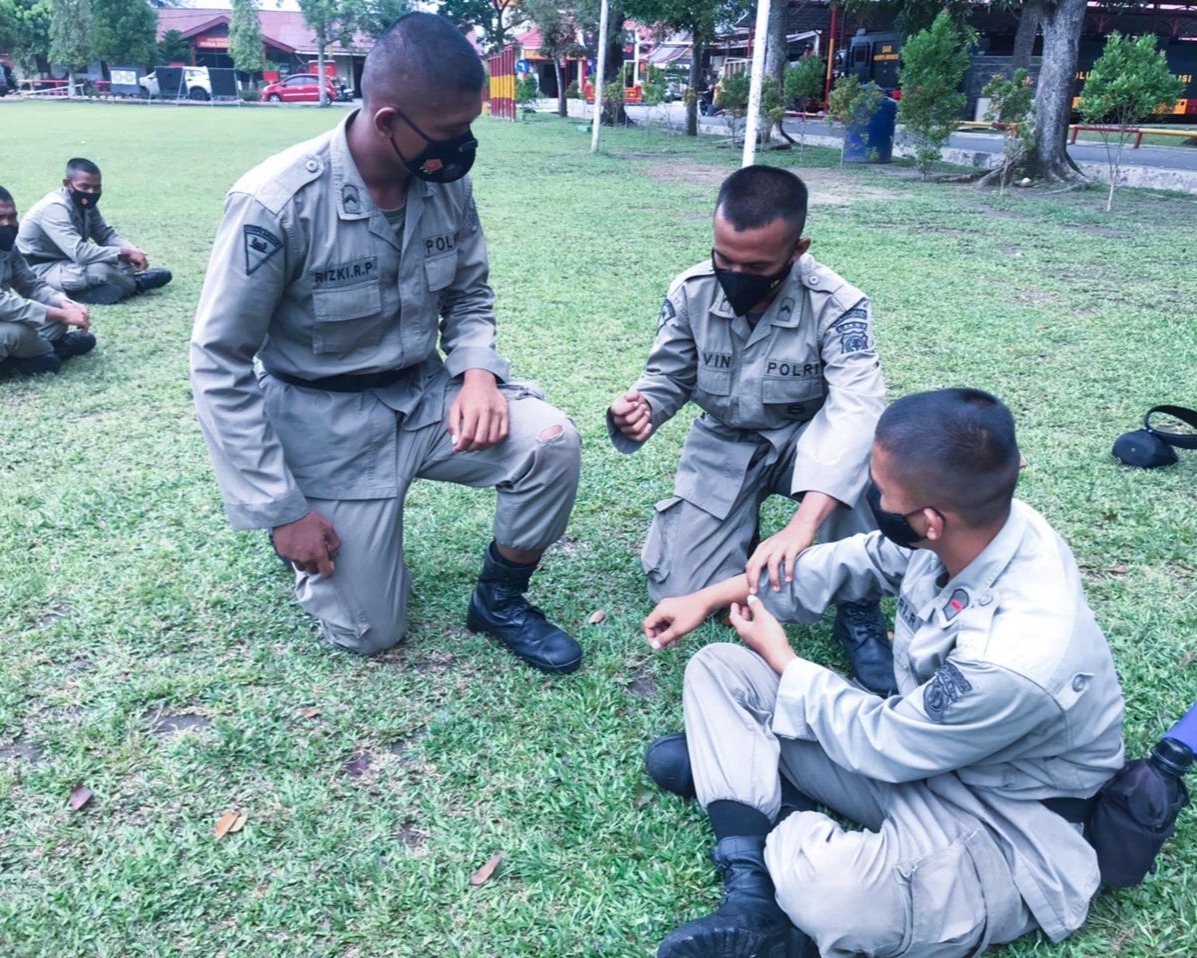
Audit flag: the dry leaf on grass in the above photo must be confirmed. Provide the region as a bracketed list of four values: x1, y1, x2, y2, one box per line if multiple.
[1109, 565, 1128, 575]
[215, 810, 247, 840]
[587, 609, 606, 625]
[469, 852, 505, 886]
[1019, 457, 1029, 469]
[68, 784, 93, 811]
[297, 707, 321, 719]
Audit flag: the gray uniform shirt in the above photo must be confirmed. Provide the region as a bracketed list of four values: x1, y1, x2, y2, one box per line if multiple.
[0, 248, 66, 326]
[609, 256, 885, 517]
[764, 500, 1126, 941]
[16, 188, 129, 266]
[189, 111, 508, 530]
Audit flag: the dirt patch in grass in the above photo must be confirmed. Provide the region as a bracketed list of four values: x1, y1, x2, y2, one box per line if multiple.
[0, 736, 44, 764]
[624, 671, 659, 702]
[644, 162, 908, 205]
[149, 710, 213, 736]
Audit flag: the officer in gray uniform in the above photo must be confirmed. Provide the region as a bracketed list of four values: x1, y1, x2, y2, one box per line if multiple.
[609, 166, 894, 695]
[189, 14, 583, 674]
[0, 185, 95, 377]
[17, 158, 172, 306]
[640, 388, 1125, 958]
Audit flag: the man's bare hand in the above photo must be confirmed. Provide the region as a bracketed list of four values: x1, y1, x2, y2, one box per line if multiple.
[448, 369, 509, 452]
[49, 302, 90, 332]
[746, 522, 817, 595]
[120, 247, 149, 271]
[273, 511, 341, 577]
[643, 595, 708, 650]
[729, 595, 798, 675]
[609, 389, 654, 443]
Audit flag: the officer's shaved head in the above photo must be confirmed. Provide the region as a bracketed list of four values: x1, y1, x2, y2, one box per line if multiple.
[876, 388, 1020, 528]
[66, 158, 101, 179]
[716, 166, 808, 242]
[362, 13, 485, 107]
[0, 185, 13, 205]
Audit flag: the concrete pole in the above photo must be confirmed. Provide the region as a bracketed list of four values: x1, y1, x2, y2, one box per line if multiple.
[591, 0, 610, 153]
[741, 0, 773, 166]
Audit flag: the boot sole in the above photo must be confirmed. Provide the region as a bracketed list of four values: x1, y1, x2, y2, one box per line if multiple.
[466, 607, 583, 675]
[658, 925, 811, 958]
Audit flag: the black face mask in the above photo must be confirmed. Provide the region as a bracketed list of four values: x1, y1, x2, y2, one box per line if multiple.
[711, 251, 792, 317]
[69, 188, 101, 211]
[389, 109, 477, 183]
[0, 225, 16, 252]
[867, 481, 939, 549]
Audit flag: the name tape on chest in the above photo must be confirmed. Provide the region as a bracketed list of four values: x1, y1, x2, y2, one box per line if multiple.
[244, 225, 283, 276]
[702, 351, 732, 369]
[311, 256, 378, 288]
[424, 233, 457, 256]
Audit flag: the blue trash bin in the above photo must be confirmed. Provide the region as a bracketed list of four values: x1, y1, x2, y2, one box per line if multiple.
[843, 96, 898, 163]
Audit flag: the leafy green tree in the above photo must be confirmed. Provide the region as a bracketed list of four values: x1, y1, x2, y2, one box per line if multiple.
[92, 0, 156, 66]
[523, 0, 583, 117]
[897, 11, 975, 177]
[1080, 32, 1185, 210]
[229, 0, 266, 80]
[357, 0, 411, 40]
[297, 0, 359, 106]
[785, 54, 825, 112]
[157, 28, 191, 63]
[0, 0, 52, 71]
[48, 0, 93, 71]
[979, 67, 1035, 193]
[436, 0, 525, 53]
[826, 74, 883, 164]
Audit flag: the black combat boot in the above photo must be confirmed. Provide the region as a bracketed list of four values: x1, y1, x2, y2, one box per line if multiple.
[0, 353, 62, 376]
[646, 733, 817, 822]
[832, 600, 898, 697]
[658, 836, 815, 958]
[466, 542, 583, 674]
[72, 283, 125, 305]
[134, 268, 172, 293]
[53, 331, 96, 359]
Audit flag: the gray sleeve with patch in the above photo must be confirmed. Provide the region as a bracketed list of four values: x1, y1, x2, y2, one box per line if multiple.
[189, 190, 310, 530]
[608, 288, 697, 453]
[789, 297, 886, 504]
[772, 653, 1058, 783]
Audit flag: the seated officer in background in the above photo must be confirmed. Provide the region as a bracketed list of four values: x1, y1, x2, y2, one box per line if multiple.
[190, 14, 583, 673]
[608, 165, 894, 695]
[17, 158, 172, 306]
[0, 185, 95, 377]
[641, 388, 1125, 958]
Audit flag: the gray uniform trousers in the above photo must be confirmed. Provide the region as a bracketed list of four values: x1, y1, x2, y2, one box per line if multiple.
[284, 375, 581, 656]
[30, 259, 137, 295]
[0, 322, 53, 360]
[684, 643, 1037, 958]
[643, 428, 876, 604]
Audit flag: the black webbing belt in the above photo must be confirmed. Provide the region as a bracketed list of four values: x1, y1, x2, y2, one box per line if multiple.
[264, 365, 416, 393]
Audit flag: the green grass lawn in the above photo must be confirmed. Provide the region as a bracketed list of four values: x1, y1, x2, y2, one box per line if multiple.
[1, 100, 1195, 957]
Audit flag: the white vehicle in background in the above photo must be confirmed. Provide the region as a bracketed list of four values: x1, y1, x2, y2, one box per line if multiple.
[140, 66, 211, 100]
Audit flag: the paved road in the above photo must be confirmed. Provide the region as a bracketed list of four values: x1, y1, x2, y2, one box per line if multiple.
[619, 101, 1197, 173]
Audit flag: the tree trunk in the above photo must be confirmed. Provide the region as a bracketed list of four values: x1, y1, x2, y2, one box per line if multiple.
[1028, 0, 1086, 182]
[603, 5, 630, 125]
[764, 0, 788, 140]
[687, 33, 705, 136]
[317, 34, 328, 107]
[555, 59, 566, 117]
[1012, 4, 1041, 69]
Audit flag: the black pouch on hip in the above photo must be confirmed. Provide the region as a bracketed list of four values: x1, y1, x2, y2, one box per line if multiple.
[1112, 405, 1197, 469]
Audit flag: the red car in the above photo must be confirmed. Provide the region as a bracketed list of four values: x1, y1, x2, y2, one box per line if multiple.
[262, 74, 339, 103]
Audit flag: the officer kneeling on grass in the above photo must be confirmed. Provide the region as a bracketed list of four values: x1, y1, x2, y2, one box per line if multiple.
[17, 158, 172, 306]
[641, 388, 1125, 958]
[609, 165, 895, 696]
[190, 13, 584, 674]
[0, 185, 95, 377]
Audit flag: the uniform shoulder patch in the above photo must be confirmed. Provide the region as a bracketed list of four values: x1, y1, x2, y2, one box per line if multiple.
[830, 306, 872, 354]
[923, 661, 973, 723]
[658, 296, 677, 328]
[244, 225, 283, 275]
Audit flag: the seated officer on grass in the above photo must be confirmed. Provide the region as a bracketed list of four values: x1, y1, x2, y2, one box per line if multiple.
[0, 185, 95, 377]
[641, 388, 1125, 958]
[17, 158, 172, 306]
[608, 165, 894, 696]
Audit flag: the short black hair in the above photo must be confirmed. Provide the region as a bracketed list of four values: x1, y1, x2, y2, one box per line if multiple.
[66, 157, 101, 178]
[715, 165, 809, 240]
[362, 12, 486, 106]
[875, 388, 1020, 528]
[0, 185, 13, 205]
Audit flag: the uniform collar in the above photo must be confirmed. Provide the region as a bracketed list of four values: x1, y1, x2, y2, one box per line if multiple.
[331, 110, 434, 221]
[710, 258, 804, 329]
[916, 501, 1029, 625]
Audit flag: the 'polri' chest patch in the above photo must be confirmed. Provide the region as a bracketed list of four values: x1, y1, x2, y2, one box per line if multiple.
[923, 661, 973, 723]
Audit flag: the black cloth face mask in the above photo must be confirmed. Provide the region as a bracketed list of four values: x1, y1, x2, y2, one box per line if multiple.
[0, 225, 16, 252]
[69, 188, 100, 211]
[389, 109, 477, 183]
[711, 250, 792, 317]
[867, 481, 940, 549]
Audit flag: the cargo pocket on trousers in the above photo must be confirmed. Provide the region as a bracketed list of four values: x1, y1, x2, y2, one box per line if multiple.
[641, 496, 683, 584]
[897, 833, 989, 957]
